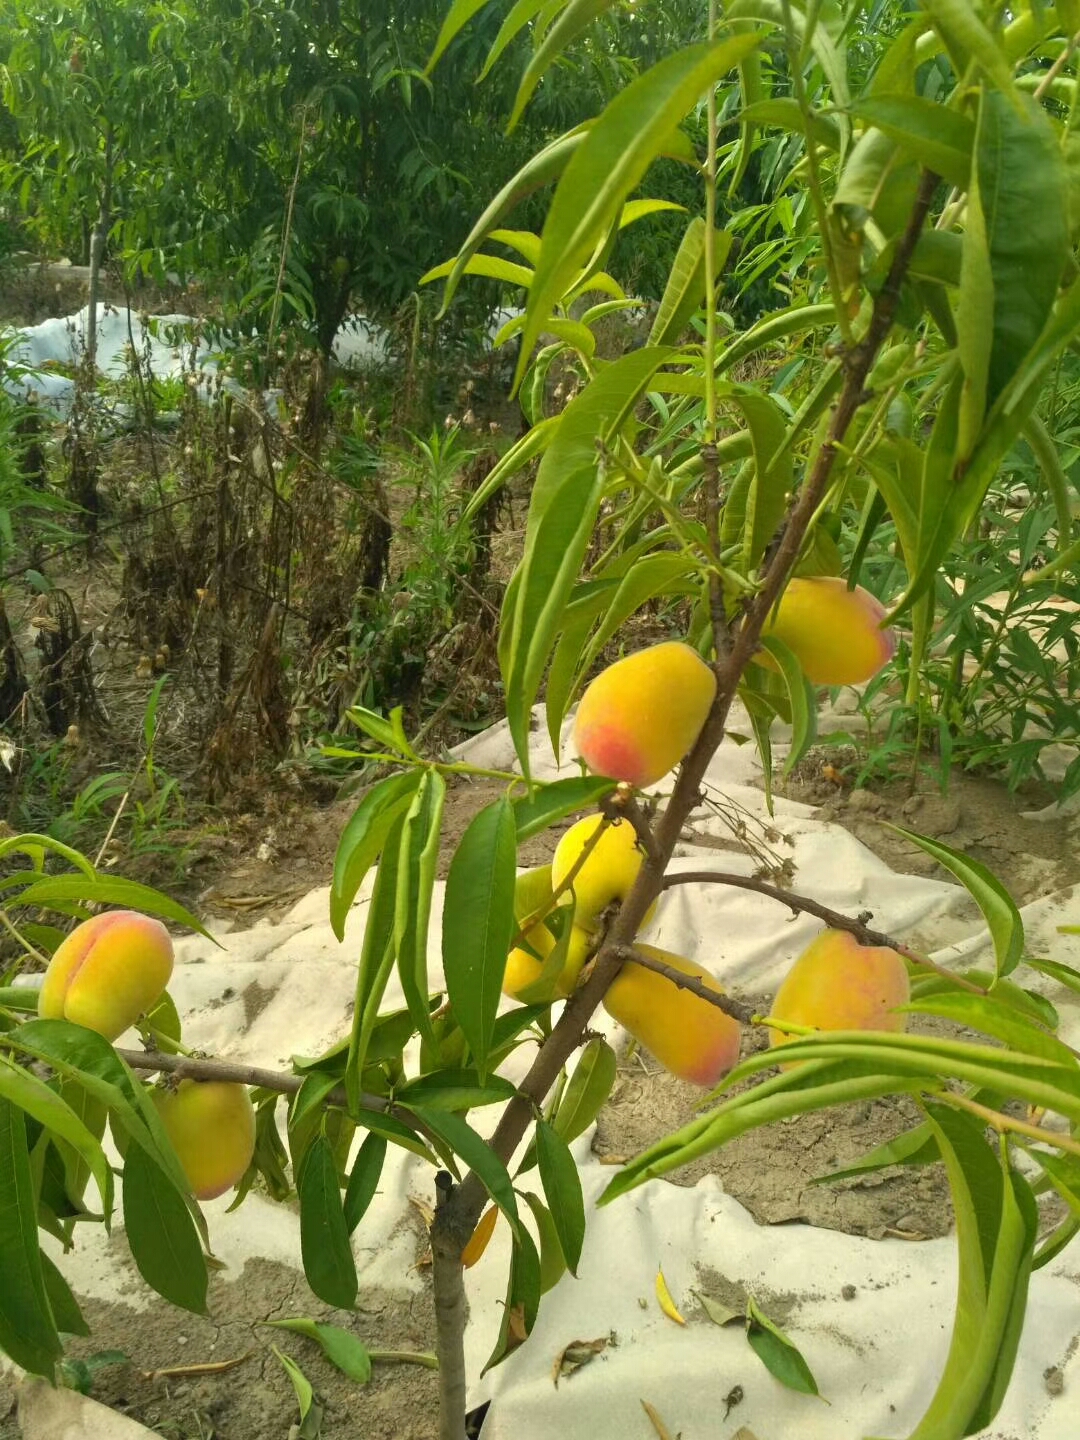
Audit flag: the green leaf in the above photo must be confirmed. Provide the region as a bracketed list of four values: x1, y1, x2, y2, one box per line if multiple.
[502, 348, 671, 771]
[479, 0, 548, 81]
[718, 388, 794, 572]
[812, 1119, 938, 1185]
[267, 1318, 372, 1384]
[553, 1037, 617, 1145]
[535, 1118, 585, 1275]
[904, 991, 1073, 1064]
[515, 35, 763, 386]
[330, 771, 422, 942]
[343, 1133, 386, 1236]
[345, 706, 418, 760]
[745, 1295, 820, 1396]
[852, 95, 974, 189]
[429, 127, 588, 314]
[508, 0, 623, 132]
[0, 1098, 62, 1377]
[714, 303, 836, 379]
[513, 778, 616, 842]
[405, 1107, 519, 1230]
[1024, 954, 1080, 995]
[0, 1057, 112, 1220]
[121, 1142, 208, 1315]
[11, 875, 209, 938]
[908, 1109, 1038, 1439]
[887, 826, 1024, 977]
[757, 636, 816, 777]
[521, 1189, 568, 1294]
[271, 1347, 316, 1428]
[420, 252, 534, 290]
[482, 1223, 542, 1374]
[394, 771, 445, 1046]
[40, 1253, 89, 1337]
[426, 0, 496, 72]
[354, 1108, 436, 1164]
[962, 89, 1068, 456]
[397, 1070, 517, 1112]
[648, 216, 707, 345]
[345, 814, 407, 1110]
[298, 1135, 357, 1310]
[442, 796, 517, 1079]
[920, 0, 1022, 107]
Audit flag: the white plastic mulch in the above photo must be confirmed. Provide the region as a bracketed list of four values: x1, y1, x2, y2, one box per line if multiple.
[40, 703, 1080, 1439]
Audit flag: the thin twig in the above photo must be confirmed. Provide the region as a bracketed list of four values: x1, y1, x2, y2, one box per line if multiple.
[942, 1091, 1080, 1159]
[1033, 30, 1080, 101]
[659, 868, 986, 994]
[614, 945, 754, 1023]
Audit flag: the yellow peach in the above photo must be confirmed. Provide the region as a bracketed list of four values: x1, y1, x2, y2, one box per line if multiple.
[759, 576, 896, 686]
[550, 815, 656, 934]
[502, 921, 592, 1000]
[768, 929, 910, 1055]
[152, 1080, 256, 1200]
[573, 641, 716, 787]
[38, 911, 174, 1042]
[603, 946, 741, 1086]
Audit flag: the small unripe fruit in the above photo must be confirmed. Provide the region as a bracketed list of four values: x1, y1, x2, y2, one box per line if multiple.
[38, 911, 174, 1041]
[759, 577, 896, 686]
[574, 641, 716, 788]
[768, 929, 910, 1058]
[153, 1080, 256, 1200]
[502, 921, 591, 1001]
[603, 946, 741, 1086]
[551, 816, 656, 934]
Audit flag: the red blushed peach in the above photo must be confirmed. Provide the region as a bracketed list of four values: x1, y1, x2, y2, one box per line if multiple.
[573, 641, 716, 788]
[768, 929, 910, 1056]
[759, 576, 896, 686]
[38, 911, 174, 1042]
[603, 946, 741, 1086]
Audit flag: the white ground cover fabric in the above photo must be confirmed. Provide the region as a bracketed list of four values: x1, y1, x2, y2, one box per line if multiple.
[2, 304, 394, 414]
[39, 703, 1080, 1438]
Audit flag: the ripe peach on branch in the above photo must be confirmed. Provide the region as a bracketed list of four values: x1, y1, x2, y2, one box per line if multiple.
[758, 576, 896, 686]
[153, 1080, 257, 1201]
[573, 640, 717, 788]
[604, 946, 742, 1086]
[768, 928, 911, 1058]
[38, 910, 174, 1042]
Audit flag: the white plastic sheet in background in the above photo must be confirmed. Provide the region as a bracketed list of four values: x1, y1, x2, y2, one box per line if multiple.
[2, 304, 394, 415]
[34, 702, 1080, 1438]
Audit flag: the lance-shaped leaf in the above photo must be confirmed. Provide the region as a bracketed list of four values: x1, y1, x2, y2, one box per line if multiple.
[330, 771, 421, 940]
[298, 1135, 357, 1310]
[345, 814, 407, 1109]
[508, 0, 624, 131]
[853, 95, 974, 189]
[122, 1141, 208, 1316]
[442, 796, 517, 1080]
[887, 826, 1024, 977]
[515, 34, 764, 387]
[536, 1118, 585, 1274]
[0, 1098, 62, 1377]
[394, 770, 445, 1046]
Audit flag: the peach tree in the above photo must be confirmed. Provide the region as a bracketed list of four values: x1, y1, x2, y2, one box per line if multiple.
[5, 2, 1080, 1438]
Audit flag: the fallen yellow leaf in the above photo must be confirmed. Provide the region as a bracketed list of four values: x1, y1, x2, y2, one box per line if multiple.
[655, 1266, 686, 1325]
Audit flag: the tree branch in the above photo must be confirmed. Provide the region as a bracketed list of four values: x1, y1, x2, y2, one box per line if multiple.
[444, 169, 941, 1241]
[659, 869, 985, 994]
[115, 1049, 433, 1133]
[431, 1171, 470, 1440]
